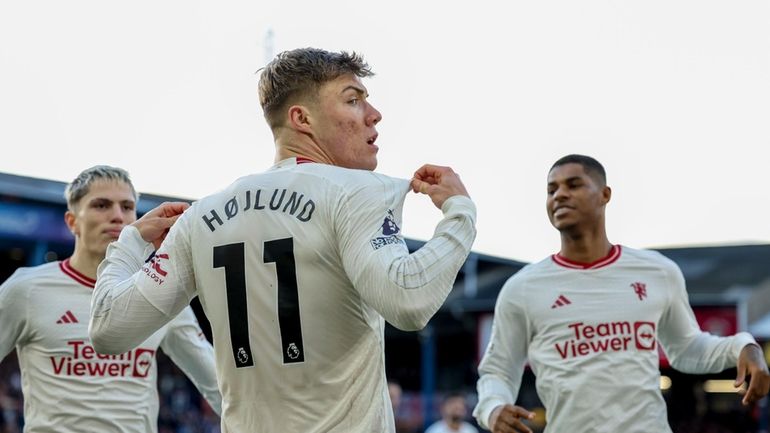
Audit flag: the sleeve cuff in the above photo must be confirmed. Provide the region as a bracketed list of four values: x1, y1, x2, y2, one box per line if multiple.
[441, 195, 476, 222]
[101, 225, 155, 274]
[119, 225, 152, 252]
[731, 332, 759, 360]
[474, 399, 506, 430]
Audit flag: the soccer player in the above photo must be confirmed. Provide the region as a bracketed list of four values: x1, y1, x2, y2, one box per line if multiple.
[0, 166, 221, 433]
[89, 47, 477, 432]
[473, 154, 770, 433]
[425, 392, 478, 433]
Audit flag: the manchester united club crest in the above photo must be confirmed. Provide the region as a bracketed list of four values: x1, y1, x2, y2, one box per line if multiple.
[630, 282, 647, 301]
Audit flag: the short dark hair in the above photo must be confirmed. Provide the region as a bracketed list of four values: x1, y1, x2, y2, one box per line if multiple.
[441, 391, 466, 405]
[550, 154, 606, 185]
[258, 47, 374, 129]
[64, 165, 137, 210]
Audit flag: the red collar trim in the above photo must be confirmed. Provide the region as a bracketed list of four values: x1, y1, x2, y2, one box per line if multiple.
[552, 245, 622, 270]
[59, 259, 96, 288]
[295, 156, 315, 165]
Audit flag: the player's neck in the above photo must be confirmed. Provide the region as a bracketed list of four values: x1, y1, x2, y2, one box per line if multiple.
[67, 246, 104, 280]
[446, 419, 462, 430]
[558, 227, 612, 264]
[275, 135, 334, 166]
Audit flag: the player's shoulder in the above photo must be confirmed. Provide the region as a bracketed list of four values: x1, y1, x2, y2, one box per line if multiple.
[180, 172, 262, 220]
[620, 246, 681, 273]
[188, 165, 406, 208]
[504, 256, 552, 285]
[423, 422, 443, 433]
[300, 164, 408, 192]
[0, 262, 60, 297]
[1, 261, 61, 285]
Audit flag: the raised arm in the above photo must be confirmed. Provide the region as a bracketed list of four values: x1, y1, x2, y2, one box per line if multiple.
[90, 202, 197, 354]
[339, 167, 476, 331]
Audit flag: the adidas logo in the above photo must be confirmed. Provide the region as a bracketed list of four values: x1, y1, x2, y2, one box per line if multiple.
[551, 295, 572, 309]
[56, 310, 79, 324]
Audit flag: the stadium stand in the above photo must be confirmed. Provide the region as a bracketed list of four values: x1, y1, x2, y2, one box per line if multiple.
[1, 171, 769, 432]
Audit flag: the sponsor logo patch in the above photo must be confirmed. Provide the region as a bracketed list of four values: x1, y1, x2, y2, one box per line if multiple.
[56, 310, 79, 324]
[50, 340, 156, 378]
[555, 321, 656, 360]
[551, 295, 571, 309]
[370, 209, 404, 250]
[141, 252, 169, 285]
[150, 253, 169, 277]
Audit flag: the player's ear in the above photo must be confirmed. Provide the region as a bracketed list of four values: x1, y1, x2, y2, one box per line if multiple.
[64, 210, 78, 236]
[601, 185, 612, 205]
[288, 105, 313, 134]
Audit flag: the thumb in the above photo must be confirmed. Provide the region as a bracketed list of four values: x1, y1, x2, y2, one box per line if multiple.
[165, 214, 182, 227]
[411, 178, 430, 194]
[154, 214, 182, 230]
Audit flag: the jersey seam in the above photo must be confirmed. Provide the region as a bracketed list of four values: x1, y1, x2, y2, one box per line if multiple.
[22, 271, 32, 346]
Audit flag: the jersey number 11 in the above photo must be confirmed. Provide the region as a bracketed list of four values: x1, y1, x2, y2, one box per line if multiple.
[213, 237, 305, 368]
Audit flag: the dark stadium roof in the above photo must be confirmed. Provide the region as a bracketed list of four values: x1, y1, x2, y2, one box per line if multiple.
[4, 171, 770, 329]
[0, 171, 189, 213]
[426, 242, 770, 315]
[656, 244, 770, 294]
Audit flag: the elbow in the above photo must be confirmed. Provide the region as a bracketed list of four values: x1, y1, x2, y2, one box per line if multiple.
[381, 282, 444, 332]
[90, 336, 122, 356]
[387, 305, 434, 331]
[390, 318, 428, 332]
[89, 321, 131, 355]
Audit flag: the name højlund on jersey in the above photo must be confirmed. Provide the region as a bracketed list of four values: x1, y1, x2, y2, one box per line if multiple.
[201, 188, 316, 232]
[555, 321, 656, 359]
[50, 340, 155, 378]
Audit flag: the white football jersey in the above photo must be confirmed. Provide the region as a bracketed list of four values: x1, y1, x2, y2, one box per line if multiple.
[424, 420, 478, 433]
[91, 158, 477, 433]
[474, 245, 757, 433]
[0, 259, 221, 433]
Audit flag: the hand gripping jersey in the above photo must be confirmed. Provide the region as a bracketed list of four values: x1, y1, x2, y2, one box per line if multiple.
[474, 246, 757, 433]
[0, 259, 221, 433]
[90, 158, 477, 433]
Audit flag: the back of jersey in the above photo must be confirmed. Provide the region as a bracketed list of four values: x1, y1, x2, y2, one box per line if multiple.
[186, 159, 407, 432]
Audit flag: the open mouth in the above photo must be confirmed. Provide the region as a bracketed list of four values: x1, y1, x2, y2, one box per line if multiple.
[367, 134, 378, 145]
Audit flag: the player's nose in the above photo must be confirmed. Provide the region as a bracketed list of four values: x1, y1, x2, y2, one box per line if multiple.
[366, 103, 382, 126]
[109, 204, 125, 223]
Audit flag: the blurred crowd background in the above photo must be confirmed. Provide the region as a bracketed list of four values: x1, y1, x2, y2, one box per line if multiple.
[1, 172, 769, 433]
